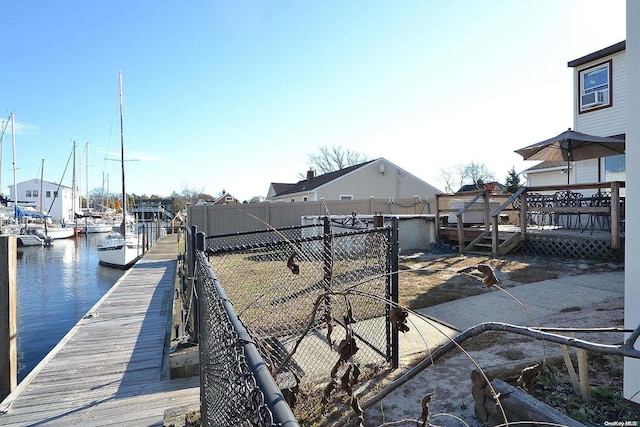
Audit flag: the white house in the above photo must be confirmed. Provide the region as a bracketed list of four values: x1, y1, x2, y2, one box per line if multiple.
[267, 157, 442, 203]
[523, 41, 627, 188]
[625, 0, 640, 407]
[8, 179, 78, 223]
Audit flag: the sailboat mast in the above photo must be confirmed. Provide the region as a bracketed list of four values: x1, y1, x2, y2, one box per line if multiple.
[40, 159, 44, 214]
[0, 118, 7, 196]
[85, 142, 89, 210]
[119, 71, 127, 224]
[11, 113, 17, 207]
[70, 141, 78, 221]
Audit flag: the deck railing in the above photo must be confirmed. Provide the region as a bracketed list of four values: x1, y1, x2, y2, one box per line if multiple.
[436, 181, 625, 256]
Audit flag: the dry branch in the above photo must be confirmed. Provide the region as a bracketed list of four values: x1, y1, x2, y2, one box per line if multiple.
[333, 321, 640, 427]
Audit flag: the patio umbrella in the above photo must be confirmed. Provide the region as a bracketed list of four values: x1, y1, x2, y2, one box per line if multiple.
[515, 128, 625, 184]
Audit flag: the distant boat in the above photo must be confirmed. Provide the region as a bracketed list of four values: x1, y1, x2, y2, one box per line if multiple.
[34, 223, 75, 240]
[97, 72, 142, 269]
[85, 221, 114, 234]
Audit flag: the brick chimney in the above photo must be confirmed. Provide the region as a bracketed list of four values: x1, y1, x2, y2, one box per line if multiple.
[307, 170, 315, 180]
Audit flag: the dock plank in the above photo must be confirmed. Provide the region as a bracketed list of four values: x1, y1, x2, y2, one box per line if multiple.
[0, 235, 199, 426]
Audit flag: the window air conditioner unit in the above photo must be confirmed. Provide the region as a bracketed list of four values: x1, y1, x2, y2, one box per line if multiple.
[581, 90, 606, 108]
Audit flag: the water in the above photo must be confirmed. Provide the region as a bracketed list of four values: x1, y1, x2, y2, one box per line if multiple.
[15, 233, 124, 382]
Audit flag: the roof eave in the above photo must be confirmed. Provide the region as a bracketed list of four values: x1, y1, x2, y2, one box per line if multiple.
[567, 40, 626, 68]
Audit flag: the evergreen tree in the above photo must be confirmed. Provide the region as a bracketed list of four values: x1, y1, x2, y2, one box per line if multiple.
[505, 166, 522, 193]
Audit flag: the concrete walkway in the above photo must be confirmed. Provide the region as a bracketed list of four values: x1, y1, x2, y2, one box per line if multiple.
[399, 271, 624, 360]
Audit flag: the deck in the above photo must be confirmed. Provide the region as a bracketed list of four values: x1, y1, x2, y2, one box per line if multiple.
[0, 235, 199, 426]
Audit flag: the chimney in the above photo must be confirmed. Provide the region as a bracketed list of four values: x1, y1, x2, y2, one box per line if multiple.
[307, 170, 315, 180]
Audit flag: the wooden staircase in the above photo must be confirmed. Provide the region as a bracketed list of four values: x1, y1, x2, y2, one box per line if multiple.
[463, 230, 523, 256]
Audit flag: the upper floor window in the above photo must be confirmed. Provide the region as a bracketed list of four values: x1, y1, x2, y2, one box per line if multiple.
[25, 190, 32, 197]
[339, 195, 353, 200]
[579, 60, 612, 113]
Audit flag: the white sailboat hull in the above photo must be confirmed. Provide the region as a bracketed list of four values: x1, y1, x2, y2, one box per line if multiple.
[85, 223, 113, 233]
[97, 233, 142, 269]
[17, 234, 46, 247]
[35, 226, 75, 240]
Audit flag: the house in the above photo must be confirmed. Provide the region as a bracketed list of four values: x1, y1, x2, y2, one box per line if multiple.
[193, 191, 241, 206]
[457, 180, 507, 194]
[627, 0, 640, 406]
[212, 191, 241, 205]
[131, 197, 175, 222]
[7, 179, 77, 223]
[523, 41, 626, 188]
[521, 161, 569, 188]
[266, 157, 442, 202]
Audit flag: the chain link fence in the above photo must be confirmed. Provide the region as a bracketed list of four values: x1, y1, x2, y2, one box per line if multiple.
[186, 216, 399, 425]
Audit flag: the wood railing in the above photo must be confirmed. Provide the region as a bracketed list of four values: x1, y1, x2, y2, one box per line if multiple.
[436, 181, 625, 256]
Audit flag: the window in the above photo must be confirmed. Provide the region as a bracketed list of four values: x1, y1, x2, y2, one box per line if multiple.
[46, 191, 51, 198]
[32, 190, 38, 198]
[603, 154, 625, 182]
[579, 61, 611, 113]
[303, 196, 308, 201]
[53, 191, 58, 198]
[225, 196, 233, 202]
[339, 195, 353, 200]
[25, 190, 31, 197]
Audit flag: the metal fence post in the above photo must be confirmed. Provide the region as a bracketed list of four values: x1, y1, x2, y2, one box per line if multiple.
[322, 216, 332, 286]
[189, 225, 197, 278]
[390, 217, 400, 368]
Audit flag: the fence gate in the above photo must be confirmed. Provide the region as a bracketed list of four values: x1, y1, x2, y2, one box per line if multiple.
[204, 217, 399, 420]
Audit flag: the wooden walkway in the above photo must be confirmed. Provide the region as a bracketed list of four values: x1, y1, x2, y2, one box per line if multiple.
[0, 234, 200, 426]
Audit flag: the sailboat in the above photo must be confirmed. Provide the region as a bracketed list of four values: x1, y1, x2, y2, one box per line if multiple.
[97, 72, 142, 269]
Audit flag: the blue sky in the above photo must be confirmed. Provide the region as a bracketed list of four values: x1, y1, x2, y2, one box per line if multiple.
[1, 1, 626, 202]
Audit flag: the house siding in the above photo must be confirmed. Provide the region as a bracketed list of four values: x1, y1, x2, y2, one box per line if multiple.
[317, 159, 440, 201]
[269, 158, 442, 203]
[575, 53, 627, 136]
[573, 158, 599, 184]
[524, 169, 567, 190]
[626, 0, 640, 405]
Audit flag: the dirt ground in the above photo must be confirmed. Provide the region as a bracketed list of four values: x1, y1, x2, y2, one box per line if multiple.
[328, 253, 636, 427]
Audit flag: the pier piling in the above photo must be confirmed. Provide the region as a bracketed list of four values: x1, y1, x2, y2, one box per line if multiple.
[0, 235, 17, 401]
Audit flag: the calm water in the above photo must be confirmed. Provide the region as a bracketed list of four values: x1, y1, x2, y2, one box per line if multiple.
[16, 233, 124, 382]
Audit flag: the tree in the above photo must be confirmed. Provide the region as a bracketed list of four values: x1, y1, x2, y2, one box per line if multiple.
[439, 161, 496, 193]
[505, 166, 522, 194]
[306, 145, 370, 175]
[171, 185, 206, 213]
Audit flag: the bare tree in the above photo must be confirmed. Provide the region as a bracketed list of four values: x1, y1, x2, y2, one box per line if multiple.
[307, 145, 370, 175]
[439, 161, 495, 193]
[171, 185, 206, 213]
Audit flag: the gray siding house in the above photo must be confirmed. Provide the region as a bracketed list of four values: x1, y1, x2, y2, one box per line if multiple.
[267, 157, 442, 203]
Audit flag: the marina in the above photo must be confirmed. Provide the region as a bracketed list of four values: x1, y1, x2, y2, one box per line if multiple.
[0, 234, 198, 426]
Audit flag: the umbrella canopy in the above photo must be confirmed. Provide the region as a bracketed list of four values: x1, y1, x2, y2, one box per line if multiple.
[515, 128, 625, 162]
[515, 128, 625, 184]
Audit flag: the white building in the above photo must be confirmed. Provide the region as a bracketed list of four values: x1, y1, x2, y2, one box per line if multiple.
[523, 41, 626, 187]
[625, 0, 640, 407]
[7, 179, 78, 223]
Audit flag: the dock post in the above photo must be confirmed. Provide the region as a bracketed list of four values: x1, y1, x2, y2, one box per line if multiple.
[0, 235, 17, 401]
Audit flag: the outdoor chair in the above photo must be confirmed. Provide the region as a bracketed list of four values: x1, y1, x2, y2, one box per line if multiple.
[526, 193, 554, 228]
[582, 191, 611, 234]
[553, 191, 584, 230]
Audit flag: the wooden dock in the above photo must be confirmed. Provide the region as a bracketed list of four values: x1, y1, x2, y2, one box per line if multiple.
[0, 234, 200, 426]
